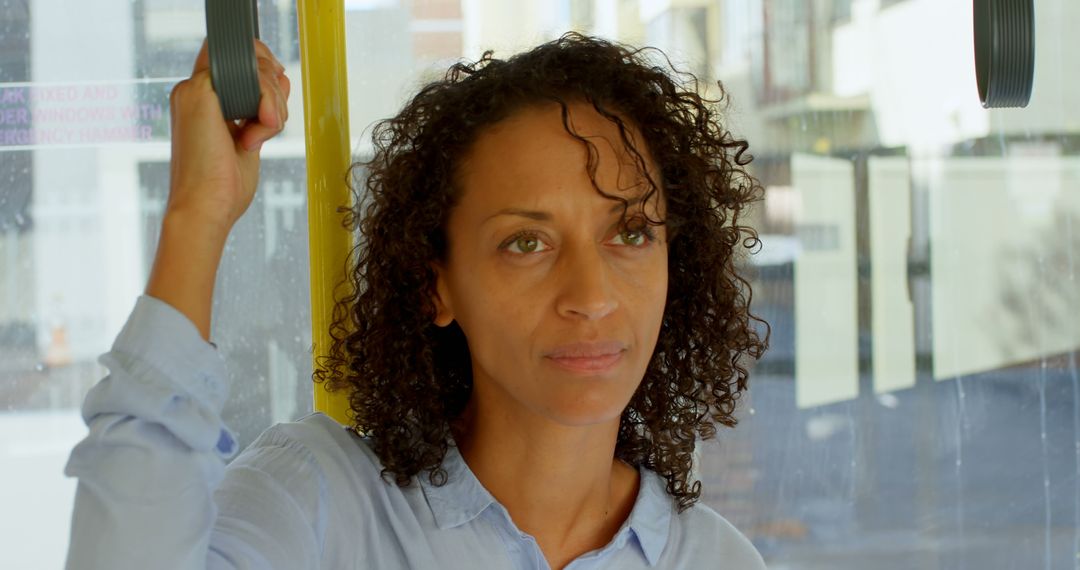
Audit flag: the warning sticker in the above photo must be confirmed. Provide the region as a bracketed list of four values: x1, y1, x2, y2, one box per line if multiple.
[0, 80, 176, 148]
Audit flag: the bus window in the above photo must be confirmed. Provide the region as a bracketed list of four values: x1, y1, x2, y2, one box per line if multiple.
[2, 1, 1077, 568]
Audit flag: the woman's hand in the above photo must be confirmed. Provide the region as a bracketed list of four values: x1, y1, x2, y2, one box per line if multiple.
[145, 38, 291, 341]
[166, 37, 291, 233]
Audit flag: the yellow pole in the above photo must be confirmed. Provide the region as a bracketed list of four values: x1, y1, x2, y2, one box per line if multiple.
[296, 0, 353, 424]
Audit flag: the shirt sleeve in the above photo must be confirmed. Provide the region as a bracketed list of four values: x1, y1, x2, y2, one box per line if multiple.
[63, 295, 326, 570]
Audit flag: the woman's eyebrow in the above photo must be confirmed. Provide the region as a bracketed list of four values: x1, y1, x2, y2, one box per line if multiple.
[482, 194, 649, 224]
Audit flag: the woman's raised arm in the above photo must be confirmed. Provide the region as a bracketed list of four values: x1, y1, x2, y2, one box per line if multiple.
[61, 39, 319, 570]
[147, 36, 290, 341]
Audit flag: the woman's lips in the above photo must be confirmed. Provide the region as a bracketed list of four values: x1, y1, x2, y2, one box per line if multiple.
[545, 340, 627, 359]
[545, 351, 624, 374]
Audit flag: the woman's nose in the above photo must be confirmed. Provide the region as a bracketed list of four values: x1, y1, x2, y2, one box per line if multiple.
[555, 244, 618, 321]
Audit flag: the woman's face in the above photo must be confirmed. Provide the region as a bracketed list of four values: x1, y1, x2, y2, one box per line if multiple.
[431, 99, 668, 428]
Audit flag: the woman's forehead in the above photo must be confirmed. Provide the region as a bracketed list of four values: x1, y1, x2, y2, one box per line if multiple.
[472, 99, 652, 161]
[454, 100, 662, 210]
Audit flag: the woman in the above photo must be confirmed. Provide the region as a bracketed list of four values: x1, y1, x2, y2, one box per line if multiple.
[64, 31, 768, 569]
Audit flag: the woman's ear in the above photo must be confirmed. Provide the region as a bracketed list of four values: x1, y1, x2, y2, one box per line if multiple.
[430, 261, 455, 327]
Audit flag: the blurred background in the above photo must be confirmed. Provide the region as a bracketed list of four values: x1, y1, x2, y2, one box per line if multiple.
[1, 0, 1078, 568]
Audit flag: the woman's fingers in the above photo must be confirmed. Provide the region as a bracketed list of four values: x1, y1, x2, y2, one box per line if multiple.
[186, 37, 288, 152]
[192, 38, 211, 75]
[238, 57, 289, 151]
[253, 39, 289, 125]
[258, 57, 285, 125]
[194, 37, 280, 76]
[276, 70, 291, 104]
[252, 39, 281, 69]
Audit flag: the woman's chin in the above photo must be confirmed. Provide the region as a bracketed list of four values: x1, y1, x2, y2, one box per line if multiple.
[537, 393, 633, 427]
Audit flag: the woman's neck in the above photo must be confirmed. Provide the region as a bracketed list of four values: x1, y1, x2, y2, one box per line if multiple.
[451, 397, 640, 568]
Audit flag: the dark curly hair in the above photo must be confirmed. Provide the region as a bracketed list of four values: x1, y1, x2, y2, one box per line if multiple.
[312, 31, 769, 513]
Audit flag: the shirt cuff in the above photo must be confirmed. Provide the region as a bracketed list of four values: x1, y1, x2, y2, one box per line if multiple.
[82, 294, 237, 458]
[112, 295, 229, 407]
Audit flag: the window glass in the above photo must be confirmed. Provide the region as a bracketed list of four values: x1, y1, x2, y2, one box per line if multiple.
[3, 1, 1077, 568]
[703, 1, 1078, 567]
[350, 1, 1072, 567]
[0, 1, 310, 567]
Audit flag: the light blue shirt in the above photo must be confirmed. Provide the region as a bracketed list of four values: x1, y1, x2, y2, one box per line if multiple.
[63, 294, 767, 569]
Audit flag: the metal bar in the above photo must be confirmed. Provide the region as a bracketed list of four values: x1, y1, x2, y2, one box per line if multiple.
[296, 0, 353, 424]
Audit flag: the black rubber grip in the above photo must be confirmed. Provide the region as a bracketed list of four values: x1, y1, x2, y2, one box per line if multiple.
[975, 0, 1035, 109]
[205, 0, 262, 120]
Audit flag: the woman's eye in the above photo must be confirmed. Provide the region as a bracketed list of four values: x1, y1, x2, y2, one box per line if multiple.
[612, 222, 657, 248]
[614, 229, 647, 247]
[500, 223, 657, 256]
[502, 233, 550, 255]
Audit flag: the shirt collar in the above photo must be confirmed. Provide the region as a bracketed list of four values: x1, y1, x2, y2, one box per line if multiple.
[418, 445, 673, 566]
[625, 468, 673, 566]
[418, 443, 497, 529]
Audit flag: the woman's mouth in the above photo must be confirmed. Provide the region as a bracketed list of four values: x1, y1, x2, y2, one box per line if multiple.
[545, 351, 624, 374]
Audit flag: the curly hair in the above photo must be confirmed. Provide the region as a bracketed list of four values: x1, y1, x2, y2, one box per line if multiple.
[312, 31, 769, 513]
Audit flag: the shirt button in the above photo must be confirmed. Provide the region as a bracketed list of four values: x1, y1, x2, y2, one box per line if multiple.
[216, 429, 235, 455]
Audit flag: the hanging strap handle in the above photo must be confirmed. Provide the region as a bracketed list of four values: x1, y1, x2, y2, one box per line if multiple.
[205, 0, 262, 120]
[974, 0, 1035, 109]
